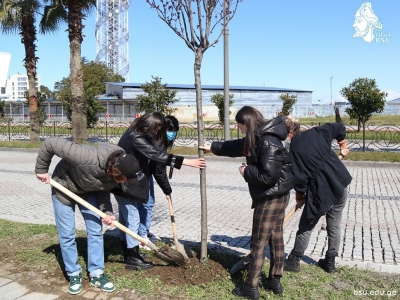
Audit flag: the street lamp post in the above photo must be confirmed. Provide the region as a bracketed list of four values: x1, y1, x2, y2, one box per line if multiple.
[223, 0, 230, 141]
[330, 76, 333, 105]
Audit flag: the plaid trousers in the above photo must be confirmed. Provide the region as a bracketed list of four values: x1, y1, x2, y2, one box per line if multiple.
[245, 193, 289, 287]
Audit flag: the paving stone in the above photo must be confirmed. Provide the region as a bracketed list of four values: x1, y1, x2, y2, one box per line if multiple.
[0, 281, 28, 299]
[1, 151, 400, 299]
[18, 292, 59, 300]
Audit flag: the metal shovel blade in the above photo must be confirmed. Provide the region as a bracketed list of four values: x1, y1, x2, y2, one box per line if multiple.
[166, 195, 193, 260]
[171, 237, 193, 260]
[153, 244, 186, 266]
[229, 255, 250, 275]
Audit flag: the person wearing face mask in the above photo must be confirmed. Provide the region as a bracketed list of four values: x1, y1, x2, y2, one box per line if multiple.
[116, 112, 205, 271]
[137, 115, 180, 244]
[200, 106, 295, 298]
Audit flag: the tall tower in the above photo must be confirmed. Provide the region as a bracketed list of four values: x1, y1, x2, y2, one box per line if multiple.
[96, 0, 129, 81]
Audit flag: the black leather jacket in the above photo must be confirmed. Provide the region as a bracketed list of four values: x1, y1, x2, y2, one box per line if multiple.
[118, 130, 184, 195]
[211, 116, 294, 202]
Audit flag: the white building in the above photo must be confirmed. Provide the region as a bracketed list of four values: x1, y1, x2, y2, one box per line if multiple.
[0, 52, 11, 99]
[5, 72, 41, 101]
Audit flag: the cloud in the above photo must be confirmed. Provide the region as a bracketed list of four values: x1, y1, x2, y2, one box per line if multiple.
[337, 95, 348, 103]
[385, 90, 400, 101]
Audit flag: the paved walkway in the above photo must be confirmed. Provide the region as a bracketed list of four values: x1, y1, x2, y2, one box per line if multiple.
[0, 148, 400, 299]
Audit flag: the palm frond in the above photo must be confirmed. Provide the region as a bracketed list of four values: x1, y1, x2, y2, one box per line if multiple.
[39, 4, 67, 34]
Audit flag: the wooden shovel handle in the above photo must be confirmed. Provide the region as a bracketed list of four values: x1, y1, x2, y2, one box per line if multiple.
[49, 179, 158, 251]
[284, 204, 298, 224]
[166, 195, 178, 239]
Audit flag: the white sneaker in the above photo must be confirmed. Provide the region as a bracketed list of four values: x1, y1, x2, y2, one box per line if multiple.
[147, 231, 161, 242]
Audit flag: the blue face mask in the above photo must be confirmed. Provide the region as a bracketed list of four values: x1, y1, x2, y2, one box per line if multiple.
[166, 131, 177, 141]
[284, 140, 291, 150]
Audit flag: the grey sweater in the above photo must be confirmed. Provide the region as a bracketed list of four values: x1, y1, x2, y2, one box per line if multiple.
[35, 137, 124, 214]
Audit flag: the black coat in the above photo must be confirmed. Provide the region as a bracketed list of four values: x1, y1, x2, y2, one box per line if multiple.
[290, 123, 352, 220]
[118, 131, 184, 195]
[211, 116, 294, 203]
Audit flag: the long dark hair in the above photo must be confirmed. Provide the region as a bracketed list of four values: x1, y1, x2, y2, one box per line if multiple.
[165, 115, 179, 149]
[235, 106, 265, 156]
[127, 112, 166, 146]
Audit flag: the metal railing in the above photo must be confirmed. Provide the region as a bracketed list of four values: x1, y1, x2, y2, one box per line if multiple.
[1, 120, 400, 152]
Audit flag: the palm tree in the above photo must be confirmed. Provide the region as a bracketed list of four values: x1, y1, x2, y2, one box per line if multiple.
[0, 0, 41, 142]
[41, 0, 96, 143]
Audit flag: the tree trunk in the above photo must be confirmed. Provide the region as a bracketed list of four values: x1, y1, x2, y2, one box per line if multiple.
[194, 49, 208, 264]
[68, 1, 87, 144]
[21, 13, 40, 142]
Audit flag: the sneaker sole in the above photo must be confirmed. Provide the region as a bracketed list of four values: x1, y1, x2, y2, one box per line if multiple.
[90, 283, 116, 293]
[68, 288, 82, 295]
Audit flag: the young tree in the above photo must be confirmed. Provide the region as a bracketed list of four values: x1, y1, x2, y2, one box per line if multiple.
[210, 93, 234, 124]
[136, 76, 178, 115]
[54, 60, 124, 127]
[278, 93, 297, 116]
[41, 0, 96, 143]
[340, 78, 386, 131]
[334, 105, 342, 123]
[147, 0, 242, 263]
[0, 0, 42, 142]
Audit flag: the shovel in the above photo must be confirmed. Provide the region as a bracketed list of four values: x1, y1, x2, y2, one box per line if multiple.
[166, 195, 193, 261]
[50, 179, 186, 266]
[229, 204, 299, 274]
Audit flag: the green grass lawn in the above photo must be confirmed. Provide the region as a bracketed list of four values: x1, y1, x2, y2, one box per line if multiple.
[0, 219, 399, 299]
[298, 114, 400, 126]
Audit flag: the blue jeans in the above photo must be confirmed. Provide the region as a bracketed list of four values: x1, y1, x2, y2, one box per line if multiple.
[115, 195, 140, 248]
[52, 194, 104, 278]
[137, 176, 155, 238]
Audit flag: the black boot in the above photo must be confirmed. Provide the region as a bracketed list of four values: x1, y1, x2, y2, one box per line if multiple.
[120, 240, 127, 262]
[232, 283, 260, 300]
[125, 246, 153, 270]
[120, 241, 146, 262]
[264, 277, 283, 295]
[318, 255, 336, 273]
[284, 253, 301, 272]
